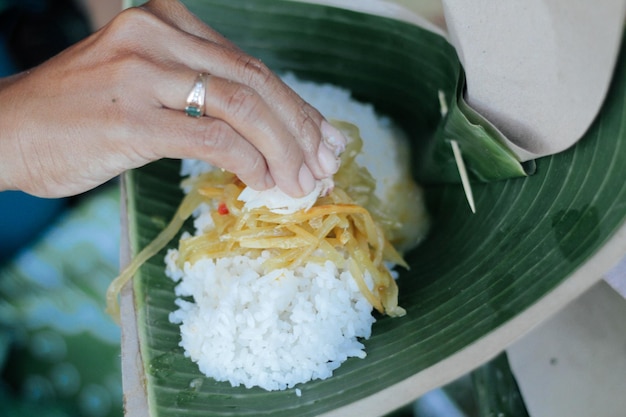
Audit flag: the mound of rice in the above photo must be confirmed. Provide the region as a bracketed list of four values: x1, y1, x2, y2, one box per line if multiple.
[165, 74, 423, 391]
[166, 251, 374, 391]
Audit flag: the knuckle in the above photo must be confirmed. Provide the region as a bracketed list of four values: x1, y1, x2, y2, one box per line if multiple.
[100, 6, 172, 54]
[97, 20, 155, 69]
[235, 54, 273, 86]
[236, 153, 264, 179]
[103, 7, 155, 42]
[293, 102, 320, 153]
[196, 119, 233, 153]
[192, 121, 265, 179]
[223, 85, 262, 121]
[276, 137, 304, 170]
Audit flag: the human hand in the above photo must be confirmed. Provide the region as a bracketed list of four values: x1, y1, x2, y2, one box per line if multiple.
[0, 0, 346, 198]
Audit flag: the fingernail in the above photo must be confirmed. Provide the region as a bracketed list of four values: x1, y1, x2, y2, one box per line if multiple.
[321, 120, 347, 156]
[298, 165, 316, 195]
[317, 142, 340, 176]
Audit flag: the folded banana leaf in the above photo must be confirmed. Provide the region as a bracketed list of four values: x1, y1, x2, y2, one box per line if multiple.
[121, 1, 626, 416]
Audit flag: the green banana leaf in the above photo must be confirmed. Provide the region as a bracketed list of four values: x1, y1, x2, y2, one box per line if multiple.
[419, 71, 535, 183]
[121, 1, 626, 416]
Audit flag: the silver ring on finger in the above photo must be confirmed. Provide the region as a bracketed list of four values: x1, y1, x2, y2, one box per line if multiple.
[185, 72, 209, 118]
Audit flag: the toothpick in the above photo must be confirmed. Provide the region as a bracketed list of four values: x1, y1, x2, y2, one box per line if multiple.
[438, 90, 448, 117]
[450, 140, 476, 213]
[439, 90, 475, 213]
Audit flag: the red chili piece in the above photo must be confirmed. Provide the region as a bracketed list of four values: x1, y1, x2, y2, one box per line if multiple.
[217, 202, 229, 215]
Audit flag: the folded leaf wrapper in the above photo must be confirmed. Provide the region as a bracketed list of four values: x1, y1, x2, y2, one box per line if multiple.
[418, 71, 534, 183]
[443, 0, 626, 162]
[120, 1, 626, 416]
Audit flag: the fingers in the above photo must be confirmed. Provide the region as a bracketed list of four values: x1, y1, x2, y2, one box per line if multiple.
[137, 2, 347, 194]
[140, 108, 276, 191]
[107, 2, 348, 196]
[176, 46, 338, 184]
[202, 75, 317, 195]
[155, 70, 320, 195]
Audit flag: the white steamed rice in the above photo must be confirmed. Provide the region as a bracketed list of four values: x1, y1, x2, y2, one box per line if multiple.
[166, 73, 416, 392]
[166, 250, 375, 391]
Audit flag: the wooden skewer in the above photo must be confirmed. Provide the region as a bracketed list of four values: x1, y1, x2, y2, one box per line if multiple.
[450, 140, 476, 214]
[438, 90, 448, 117]
[438, 90, 475, 213]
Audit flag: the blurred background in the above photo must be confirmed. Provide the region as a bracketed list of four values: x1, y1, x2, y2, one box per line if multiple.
[0, 1, 123, 416]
